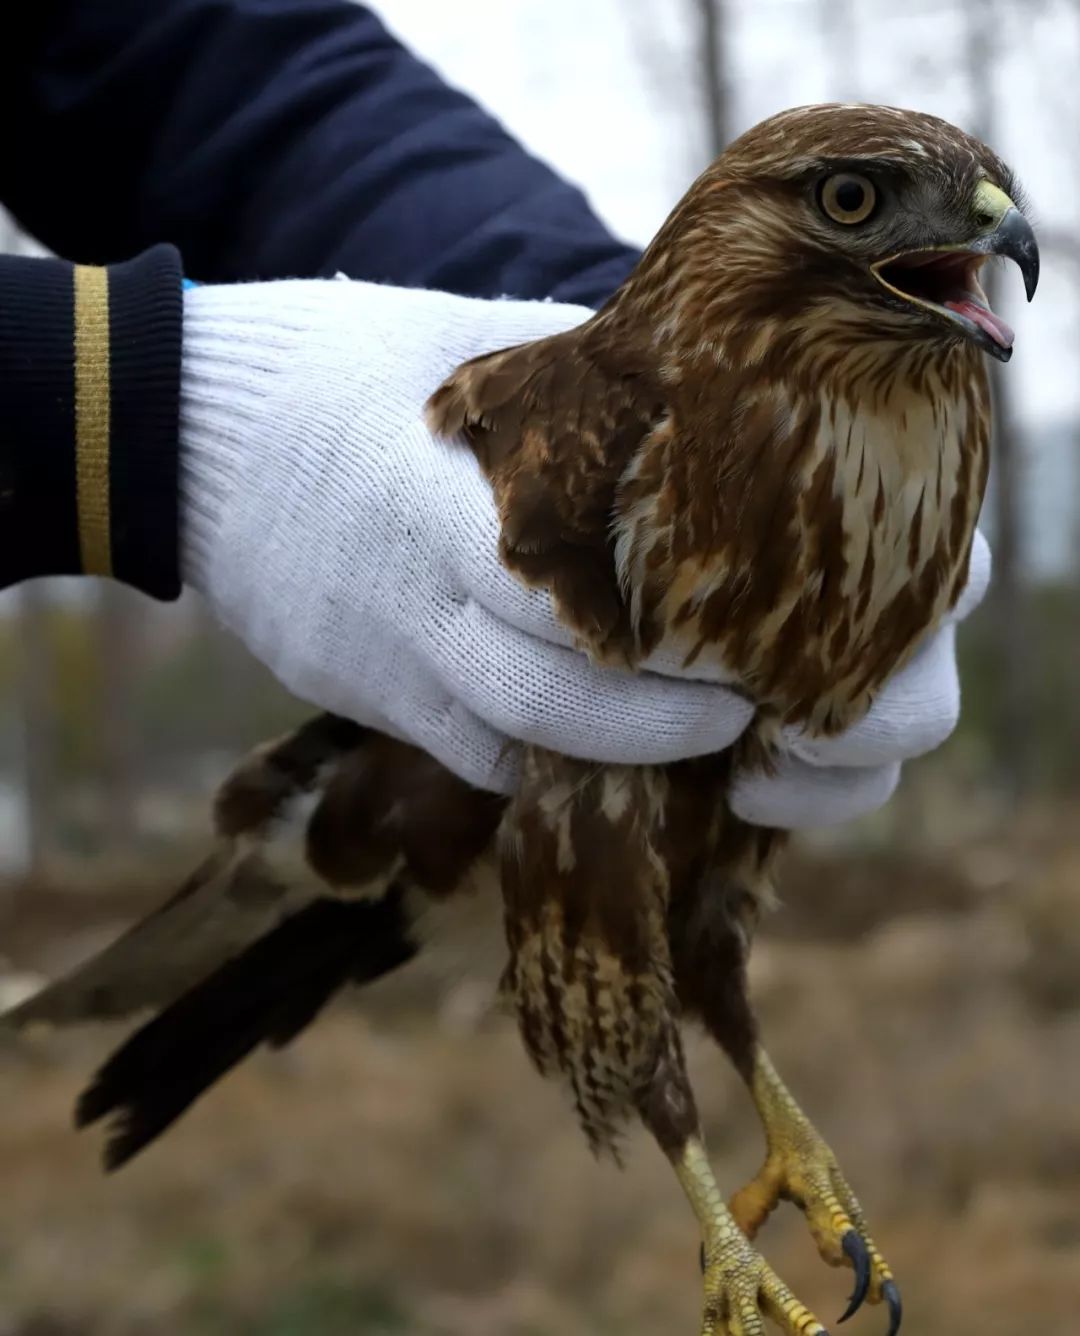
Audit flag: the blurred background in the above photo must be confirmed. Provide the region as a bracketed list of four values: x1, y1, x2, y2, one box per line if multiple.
[1, 2, 1078, 1333]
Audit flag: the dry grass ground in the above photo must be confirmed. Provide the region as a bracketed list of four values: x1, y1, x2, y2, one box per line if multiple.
[0, 809, 1077, 1335]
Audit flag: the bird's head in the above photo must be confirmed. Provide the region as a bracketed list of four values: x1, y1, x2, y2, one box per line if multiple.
[631, 103, 1038, 376]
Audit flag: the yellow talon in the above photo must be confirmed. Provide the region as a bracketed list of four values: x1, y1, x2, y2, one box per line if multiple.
[675, 1137, 828, 1336]
[732, 1049, 901, 1330]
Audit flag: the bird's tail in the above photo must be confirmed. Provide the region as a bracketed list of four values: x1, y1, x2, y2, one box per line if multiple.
[77, 885, 418, 1171]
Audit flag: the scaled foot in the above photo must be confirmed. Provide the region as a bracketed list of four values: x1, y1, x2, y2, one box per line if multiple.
[730, 1051, 901, 1335]
[700, 1231, 829, 1336]
[678, 1139, 828, 1336]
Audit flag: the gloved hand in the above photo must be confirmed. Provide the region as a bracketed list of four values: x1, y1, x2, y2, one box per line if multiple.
[179, 279, 990, 825]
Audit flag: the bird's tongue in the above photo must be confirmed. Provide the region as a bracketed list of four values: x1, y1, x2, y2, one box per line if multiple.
[945, 297, 1015, 350]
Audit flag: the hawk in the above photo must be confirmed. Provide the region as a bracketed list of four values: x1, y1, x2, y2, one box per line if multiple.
[6, 105, 1038, 1336]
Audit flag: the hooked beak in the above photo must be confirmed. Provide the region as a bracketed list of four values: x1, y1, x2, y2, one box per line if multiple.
[870, 179, 1039, 363]
[967, 201, 1040, 301]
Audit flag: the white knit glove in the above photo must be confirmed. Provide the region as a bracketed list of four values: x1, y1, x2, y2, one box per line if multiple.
[179, 279, 990, 825]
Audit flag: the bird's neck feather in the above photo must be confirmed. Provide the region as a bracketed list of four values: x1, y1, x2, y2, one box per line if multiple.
[614, 331, 990, 734]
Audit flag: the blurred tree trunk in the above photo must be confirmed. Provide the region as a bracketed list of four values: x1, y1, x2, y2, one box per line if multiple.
[983, 333, 1031, 791]
[1067, 2, 1080, 779]
[695, 0, 730, 161]
[92, 585, 140, 850]
[963, 0, 1033, 796]
[1018, 218, 1080, 775]
[18, 584, 56, 883]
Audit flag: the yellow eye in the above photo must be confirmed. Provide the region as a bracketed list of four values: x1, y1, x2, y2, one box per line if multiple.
[819, 173, 877, 225]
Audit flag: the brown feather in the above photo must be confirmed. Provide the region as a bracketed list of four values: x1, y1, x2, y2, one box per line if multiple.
[426, 326, 667, 660]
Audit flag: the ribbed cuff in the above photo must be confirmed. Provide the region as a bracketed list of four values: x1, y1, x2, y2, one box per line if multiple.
[0, 244, 183, 599]
[107, 245, 184, 598]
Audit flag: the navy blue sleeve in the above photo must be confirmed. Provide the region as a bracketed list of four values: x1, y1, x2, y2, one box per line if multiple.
[3, 1, 640, 306]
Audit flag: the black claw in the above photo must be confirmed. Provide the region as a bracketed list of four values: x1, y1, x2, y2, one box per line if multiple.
[882, 1280, 903, 1336]
[698, 1241, 706, 1275]
[837, 1231, 871, 1324]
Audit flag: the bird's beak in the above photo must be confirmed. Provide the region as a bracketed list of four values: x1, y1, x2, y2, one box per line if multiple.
[870, 179, 1039, 364]
[966, 180, 1039, 301]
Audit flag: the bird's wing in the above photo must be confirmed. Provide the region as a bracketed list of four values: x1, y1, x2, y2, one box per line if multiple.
[426, 316, 773, 695]
[427, 322, 668, 664]
[1, 848, 319, 1028]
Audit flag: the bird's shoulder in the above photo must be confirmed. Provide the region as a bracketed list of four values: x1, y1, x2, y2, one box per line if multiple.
[428, 319, 670, 663]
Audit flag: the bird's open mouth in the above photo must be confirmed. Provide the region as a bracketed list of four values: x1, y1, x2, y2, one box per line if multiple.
[872, 250, 1016, 361]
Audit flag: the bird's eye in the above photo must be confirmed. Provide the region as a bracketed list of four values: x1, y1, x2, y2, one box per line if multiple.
[819, 173, 878, 225]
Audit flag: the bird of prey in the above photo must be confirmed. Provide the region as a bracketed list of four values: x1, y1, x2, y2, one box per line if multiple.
[5, 105, 1038, 1336]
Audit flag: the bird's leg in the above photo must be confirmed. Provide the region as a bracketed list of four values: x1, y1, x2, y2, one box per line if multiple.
[729, 1046, 902, 1336]
[668, 840, 901, 1335]
[498, 750, 820, 1334]
[638, 1040, 827, 1336]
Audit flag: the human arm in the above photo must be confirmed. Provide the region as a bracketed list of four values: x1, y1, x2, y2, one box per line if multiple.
[0, 254, 765, 793]
[4, 0, 637, 304]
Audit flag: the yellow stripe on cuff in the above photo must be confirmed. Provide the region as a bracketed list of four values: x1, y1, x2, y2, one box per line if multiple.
[73, 264, 113, 577]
